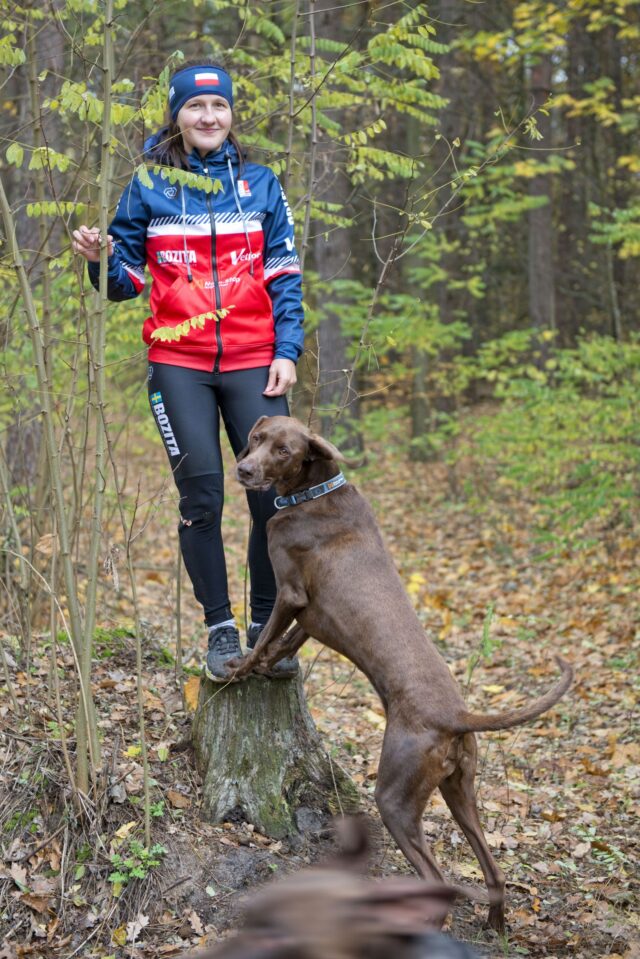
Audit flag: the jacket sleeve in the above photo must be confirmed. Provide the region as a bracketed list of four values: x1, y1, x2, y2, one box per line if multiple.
[262, 171, 304, 362]
[87, 175, 149, 302]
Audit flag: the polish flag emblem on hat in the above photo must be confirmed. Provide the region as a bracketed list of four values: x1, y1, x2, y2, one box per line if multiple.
[238, 180, 251, 197]
[195, 72, 219, 85]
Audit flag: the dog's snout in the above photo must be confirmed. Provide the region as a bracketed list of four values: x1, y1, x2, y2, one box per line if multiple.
[237, 460, 255, 478]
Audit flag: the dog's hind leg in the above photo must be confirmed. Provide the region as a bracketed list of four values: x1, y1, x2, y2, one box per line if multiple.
[438, 733, 506, 932]
[374, 727, 448, 883]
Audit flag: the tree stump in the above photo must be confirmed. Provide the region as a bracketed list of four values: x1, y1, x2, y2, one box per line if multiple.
[192, 672, 359, 838]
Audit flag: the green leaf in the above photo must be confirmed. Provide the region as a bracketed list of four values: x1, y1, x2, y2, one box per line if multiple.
[135, 164, 154, 190]
[6, 142, 23, 167]
[28, 147, 72, 173]
[150, 307, 233, 343]
[0, 35, 26, 67]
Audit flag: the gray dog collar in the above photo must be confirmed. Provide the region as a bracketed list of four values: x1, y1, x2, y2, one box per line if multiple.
[274, 472, 346, 510]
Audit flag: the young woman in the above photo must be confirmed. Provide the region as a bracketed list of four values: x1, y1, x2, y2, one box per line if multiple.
[72, 63, 303, 680]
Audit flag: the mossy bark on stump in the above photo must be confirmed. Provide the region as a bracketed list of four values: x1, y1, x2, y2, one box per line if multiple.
[192, 672, 359, 839]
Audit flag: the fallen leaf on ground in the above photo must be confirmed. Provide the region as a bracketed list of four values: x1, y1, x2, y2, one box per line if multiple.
[167, 789, 191, 809]
[127, 913, 149, 942]
[20, 893, 51, 914]
[184, 675, 200, 712]
[573, 841, 592, 859]
[115, 821, 137, 840]
[10, 863, 29, 892]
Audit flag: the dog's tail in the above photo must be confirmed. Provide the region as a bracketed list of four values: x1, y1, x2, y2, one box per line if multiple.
[454, 657, 573, 733]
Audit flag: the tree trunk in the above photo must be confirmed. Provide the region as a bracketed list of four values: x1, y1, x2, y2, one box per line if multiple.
[429, 0, 462, 418]
[193, 673, 359, 839]
[311, 0, 362, 449]
[558, 18, 587, 344]
[528, 56, 555, 336]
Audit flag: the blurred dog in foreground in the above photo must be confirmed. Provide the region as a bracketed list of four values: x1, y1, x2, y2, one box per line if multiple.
[189, 818, 478, 959]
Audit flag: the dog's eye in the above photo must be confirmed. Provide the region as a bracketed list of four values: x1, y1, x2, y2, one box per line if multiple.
[279, 447, 289, 456]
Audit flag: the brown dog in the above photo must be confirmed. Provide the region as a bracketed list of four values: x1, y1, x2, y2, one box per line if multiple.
[232, 416, 573, 932]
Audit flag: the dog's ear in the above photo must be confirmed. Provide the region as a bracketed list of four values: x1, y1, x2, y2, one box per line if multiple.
[306, 432, 344, 462]
[237, 415, 269, 462]
[351, 879, 459, 934]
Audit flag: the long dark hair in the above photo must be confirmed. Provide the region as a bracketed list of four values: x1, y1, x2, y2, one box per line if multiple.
[146, 60, 245, 172]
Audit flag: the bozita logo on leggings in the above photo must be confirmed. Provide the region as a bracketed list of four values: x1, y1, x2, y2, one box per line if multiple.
[150, 392, 181, 457]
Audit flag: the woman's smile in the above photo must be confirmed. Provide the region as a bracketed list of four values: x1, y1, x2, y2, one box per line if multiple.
[178, 94, 232, 156]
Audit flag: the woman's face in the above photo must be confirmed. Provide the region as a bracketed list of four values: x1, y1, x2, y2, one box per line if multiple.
[177, 94, 232, 156]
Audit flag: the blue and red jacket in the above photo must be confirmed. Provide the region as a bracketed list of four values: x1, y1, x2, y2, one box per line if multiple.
[88, 140, 304, 373]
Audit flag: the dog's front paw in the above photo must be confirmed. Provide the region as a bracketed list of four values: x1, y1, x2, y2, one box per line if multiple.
[224, 652, 257, 680]
[252, 658, 276, 676]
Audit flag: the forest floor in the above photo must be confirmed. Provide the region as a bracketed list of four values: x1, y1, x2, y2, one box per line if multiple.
[1, 415, 639, 958]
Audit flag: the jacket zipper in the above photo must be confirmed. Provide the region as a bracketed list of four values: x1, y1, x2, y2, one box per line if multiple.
[203, 164, 223, 374]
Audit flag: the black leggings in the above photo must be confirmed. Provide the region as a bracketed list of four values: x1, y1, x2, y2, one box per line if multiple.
[147, 362, 289, 627]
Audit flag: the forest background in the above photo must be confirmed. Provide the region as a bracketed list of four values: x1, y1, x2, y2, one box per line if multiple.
[0, 1, 638, 957]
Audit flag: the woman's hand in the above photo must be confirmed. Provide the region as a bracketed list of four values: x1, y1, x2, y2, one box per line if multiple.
[72, 225, 114, 262]
[263, 358, 297, 397]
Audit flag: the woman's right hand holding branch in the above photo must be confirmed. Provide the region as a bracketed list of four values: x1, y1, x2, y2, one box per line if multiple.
[72, 225, 114, 262]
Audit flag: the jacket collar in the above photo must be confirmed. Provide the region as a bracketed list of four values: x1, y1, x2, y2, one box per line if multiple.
[188, 140, 239, 173]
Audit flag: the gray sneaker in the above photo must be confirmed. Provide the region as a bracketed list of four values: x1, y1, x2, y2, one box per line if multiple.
[205, 624, 242, 682]
[247, 623, 299, 679]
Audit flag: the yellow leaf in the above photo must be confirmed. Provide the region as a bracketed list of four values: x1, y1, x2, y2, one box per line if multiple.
[453, 861, 482, 880]
[115, 821, 137, 840]
[407, 572, 426, 597]
[364, 708, 385, 729]
[124, 745, 142, 758]
[112, 924, 127, 946]
[438, 608, 452, 640]
[183, 675, 200, 713]
[150, 306, 234, 343]
[482, 684, 505, 694]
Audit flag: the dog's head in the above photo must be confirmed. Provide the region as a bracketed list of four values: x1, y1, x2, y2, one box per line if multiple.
[236, 416, 344, 494]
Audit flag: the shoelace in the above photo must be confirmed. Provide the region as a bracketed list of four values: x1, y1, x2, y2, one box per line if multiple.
[208, 626, 240, 655]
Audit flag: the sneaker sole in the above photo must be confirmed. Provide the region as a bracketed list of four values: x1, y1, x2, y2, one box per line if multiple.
[203, 664, 239, 683]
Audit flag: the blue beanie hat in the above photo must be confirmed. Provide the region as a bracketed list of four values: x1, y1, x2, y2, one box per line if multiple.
[168, 65, 233, 120]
